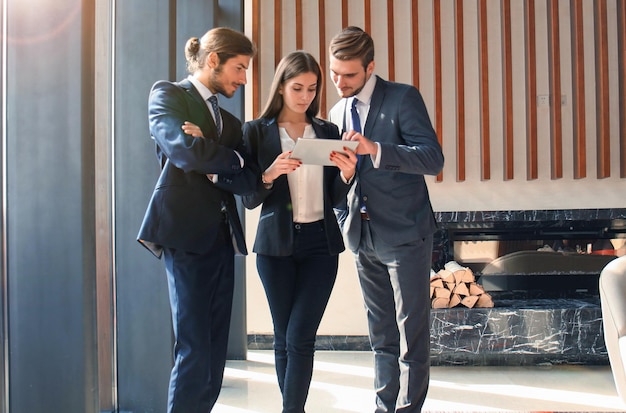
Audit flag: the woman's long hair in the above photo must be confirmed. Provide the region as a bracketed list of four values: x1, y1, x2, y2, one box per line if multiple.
[259, 51, 322, 119]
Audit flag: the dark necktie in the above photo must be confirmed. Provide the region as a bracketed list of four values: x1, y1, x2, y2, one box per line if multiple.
[351, 98, 367, 213]
[351, 98, 361, 133]
[351, 98, 364, 167]
[208, 95, 222, 138]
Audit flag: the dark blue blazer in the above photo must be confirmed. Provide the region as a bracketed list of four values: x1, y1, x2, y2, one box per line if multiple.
[241, 117, 350, 257]
[137, 79, 259, 258]
[328, 76, 444, 252]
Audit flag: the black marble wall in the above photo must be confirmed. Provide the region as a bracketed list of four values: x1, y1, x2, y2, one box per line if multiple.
[435, 208, 626, 225]
[248, 295, 607, 366]
[429, 296, 606, 366]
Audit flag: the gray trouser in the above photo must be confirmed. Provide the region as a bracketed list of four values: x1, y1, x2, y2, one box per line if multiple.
[356, 221, 432, 412]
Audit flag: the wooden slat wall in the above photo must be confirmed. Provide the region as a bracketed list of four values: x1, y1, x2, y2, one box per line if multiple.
[572, 0, 587, 179]
[248, 0, 625, 183]
[434, 0, 443, 182]
[502, 0, 514, 180]
[364, 0, 371, 34]
[455, 0, 465, 182]
[617, 1, 626, 178]
[342, 0, 349, 28]
[387, 0, 395, 81]
[411, 0, 419, 90]
[478, 0, 490, 181]
[525, 0, 538, 180]
[274, 0, 282, 67]
[595, 0, 610, 178]
[548, 0, 563, 179]
[318, 0, 327, 116]
[251, 0, 260, 118]
[274, 0, 282, 66]
[295, 0, 303, 50]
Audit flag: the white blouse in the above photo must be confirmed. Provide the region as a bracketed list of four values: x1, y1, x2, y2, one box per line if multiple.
[278, 125, 324, 224]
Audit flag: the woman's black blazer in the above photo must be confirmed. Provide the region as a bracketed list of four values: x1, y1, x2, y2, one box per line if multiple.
[242, 116, 351, 257]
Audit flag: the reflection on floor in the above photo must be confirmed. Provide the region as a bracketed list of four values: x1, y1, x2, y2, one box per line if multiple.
[216, 350, 625, 412]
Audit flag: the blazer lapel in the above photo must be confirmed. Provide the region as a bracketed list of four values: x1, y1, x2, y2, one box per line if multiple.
[260, 119, 283, 168]
[340, 99, 349, 134]
[178, 79, 220, 140]
[363, 76, 386, 139]
[311, 120, 326, 139]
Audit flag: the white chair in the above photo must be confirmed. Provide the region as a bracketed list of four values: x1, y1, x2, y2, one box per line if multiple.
[599, 255, 626, 404]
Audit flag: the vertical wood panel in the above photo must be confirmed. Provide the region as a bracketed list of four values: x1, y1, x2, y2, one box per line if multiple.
[617, 1, 626, 178]
[411, 0, 419, 88]
[525, 0, 538, 180]
[319, 0, 327, 117]
[595, 0, 610, 178]
[456, 0, 465, 181]
[274, 0, 282, 67]
[479, 0, 491, 180]
[434, 0, 443, 182]
[548, 0, 563, 179]
[252, 0, 261, 119]
[342, 0, 348, 28]
[502, 0, 514, 180]
[387, 0, 395, 81]
[572, 0, 587, 179]
[295, 0, 303, 50]
[365, 0, 372, 33]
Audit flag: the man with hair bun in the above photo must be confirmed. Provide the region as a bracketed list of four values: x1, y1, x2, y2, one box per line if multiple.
[137, 27, 258, 413]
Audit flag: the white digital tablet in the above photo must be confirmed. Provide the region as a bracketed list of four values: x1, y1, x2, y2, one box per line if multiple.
[289, 138, 359, 166]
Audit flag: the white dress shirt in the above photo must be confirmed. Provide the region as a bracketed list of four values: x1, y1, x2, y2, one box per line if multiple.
[350, 74, 382, 168]
[279, 125, 324, 223]
[188, 75, 221, 126]
[187, 75, 244, 181]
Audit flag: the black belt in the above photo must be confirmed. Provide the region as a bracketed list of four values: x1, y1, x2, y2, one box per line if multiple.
[294, 220, 324, 231]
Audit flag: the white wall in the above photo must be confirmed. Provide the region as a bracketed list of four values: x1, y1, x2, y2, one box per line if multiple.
[243, 0, 626, 336]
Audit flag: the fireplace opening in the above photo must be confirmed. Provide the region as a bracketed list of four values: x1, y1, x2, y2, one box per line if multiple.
[433, 210, 626, 297]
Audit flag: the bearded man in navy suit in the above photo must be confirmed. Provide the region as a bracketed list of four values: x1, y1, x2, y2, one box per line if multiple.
[137, 27, 258, 413]
[328, 26, 444, 413]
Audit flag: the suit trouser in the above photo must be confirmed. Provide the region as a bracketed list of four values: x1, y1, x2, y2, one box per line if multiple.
[256, 220, 338, 413]
[355, 221, 432, 413]
[163, 219, 235, 413]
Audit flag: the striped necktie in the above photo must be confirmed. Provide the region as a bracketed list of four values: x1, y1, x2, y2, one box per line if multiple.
[208, 95, 222, 138]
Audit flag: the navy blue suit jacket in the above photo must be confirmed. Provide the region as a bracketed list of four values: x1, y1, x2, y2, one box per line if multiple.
[328, 76, 444, 252]
[138, 79, 259, 258]
[241, 117, 350, 257]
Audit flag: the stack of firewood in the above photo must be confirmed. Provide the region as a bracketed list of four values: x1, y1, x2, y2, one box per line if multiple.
[430, 261, 494, 309]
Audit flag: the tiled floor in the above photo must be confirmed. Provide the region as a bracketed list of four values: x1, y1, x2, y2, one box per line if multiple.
[216, 350, 626, 412]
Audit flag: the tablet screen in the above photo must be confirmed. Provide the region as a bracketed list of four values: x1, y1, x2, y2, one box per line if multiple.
[289, 138, 359, 166]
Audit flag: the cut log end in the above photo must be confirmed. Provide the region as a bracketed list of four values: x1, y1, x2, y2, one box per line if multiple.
[430, 262, 495, 309]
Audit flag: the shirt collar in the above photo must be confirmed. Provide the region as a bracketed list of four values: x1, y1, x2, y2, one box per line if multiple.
[353, 74, 377, 106]
[187, 75, 218, 102]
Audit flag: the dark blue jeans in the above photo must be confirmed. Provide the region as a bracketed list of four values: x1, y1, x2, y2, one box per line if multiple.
[257, 220, 338, 413]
